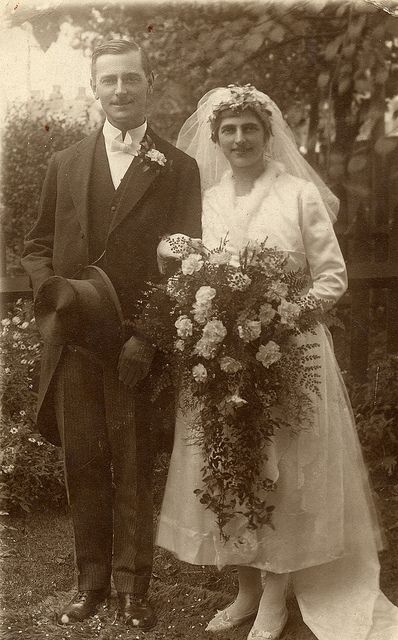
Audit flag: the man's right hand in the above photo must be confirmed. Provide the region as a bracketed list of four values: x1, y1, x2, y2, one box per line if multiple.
[117, 335, 155, 388]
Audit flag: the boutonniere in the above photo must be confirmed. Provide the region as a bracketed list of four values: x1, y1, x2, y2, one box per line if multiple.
[138, 135, 168, 173]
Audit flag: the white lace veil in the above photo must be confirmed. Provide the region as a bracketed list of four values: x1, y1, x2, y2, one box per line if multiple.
[177, 86, 339, 223]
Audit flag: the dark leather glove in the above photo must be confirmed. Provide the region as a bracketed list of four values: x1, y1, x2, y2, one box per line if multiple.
[118, 335, 155, 388]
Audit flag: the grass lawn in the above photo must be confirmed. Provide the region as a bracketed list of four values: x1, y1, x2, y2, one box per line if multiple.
[1, 475, 398, 640]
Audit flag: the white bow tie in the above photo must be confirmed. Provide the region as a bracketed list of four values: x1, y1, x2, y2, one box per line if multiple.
[110, 139, 140, 156]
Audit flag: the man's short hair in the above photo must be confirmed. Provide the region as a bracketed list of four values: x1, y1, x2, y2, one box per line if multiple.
[91, 39, 152, 80]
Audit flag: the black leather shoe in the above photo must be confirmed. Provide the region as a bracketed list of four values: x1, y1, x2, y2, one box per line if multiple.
[117, 593, 157, 630]
[57, 587, 110, 624]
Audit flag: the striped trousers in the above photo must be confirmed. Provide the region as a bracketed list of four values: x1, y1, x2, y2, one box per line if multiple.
[54, 346, 153, 594]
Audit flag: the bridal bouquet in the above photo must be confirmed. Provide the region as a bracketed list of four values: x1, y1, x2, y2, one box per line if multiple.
[134, 237, 327, 539]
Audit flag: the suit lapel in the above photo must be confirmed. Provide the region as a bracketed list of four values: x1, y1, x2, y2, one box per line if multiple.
[67, 131, 100, 236]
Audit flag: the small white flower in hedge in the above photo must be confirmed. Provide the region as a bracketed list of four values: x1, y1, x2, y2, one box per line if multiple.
[12, 332, 20, 340]
[1, 318, 11, 326]
[19, 410, 26, 416]
[145, 148, 167, 166]
[220, 356, 242, 373]
[174, 339, 185, 352]
[175, 315, 193, 338]
[195, 286, 216, 305]
[192, 363, 208, 383]
[256, 341, 281, 368]
[2, 464, 15, 474]
[259, 303, 276, 326]
[12, 316, 21, 325]
[278, 299, 301, 326]
[238, 320, 262, 343]
[10, 427, 18, 434]
[182, 253, 204, 275]
[29, 437, 36, 443]
[4, 368, 10, 374]
[227, 394, 248, 408]
[202, 319, 227, 344]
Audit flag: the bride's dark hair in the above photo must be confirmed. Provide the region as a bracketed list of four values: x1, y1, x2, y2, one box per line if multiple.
[210, 107, 273, 144]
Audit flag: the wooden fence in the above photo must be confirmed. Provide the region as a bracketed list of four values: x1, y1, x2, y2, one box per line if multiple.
[1, 137, 398, 382]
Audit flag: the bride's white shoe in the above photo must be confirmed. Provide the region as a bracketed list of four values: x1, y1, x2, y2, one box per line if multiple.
[246, 607, 288, 639]
[205, 604, 259, 633]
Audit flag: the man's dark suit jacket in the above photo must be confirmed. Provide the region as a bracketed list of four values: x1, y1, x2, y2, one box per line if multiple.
[21, 126, 202, 446]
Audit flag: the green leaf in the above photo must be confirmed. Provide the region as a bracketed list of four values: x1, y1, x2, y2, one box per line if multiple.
[342, 43, 356, 59]
[375, 68, 389, 85]
[374, 137, 398, 157]
[243, 32, 264, 54]
[347, 154, 368, 174]
[324, 35, 343, 61]
[338, 76, 352, 94]
[318, 71, 330, 89]
[269, 24, 285, 43]
[219, 37, 235, 53]
[385, 14, 398, 38]
[336, 2, 350, 18]
[347, 15, 367, 40]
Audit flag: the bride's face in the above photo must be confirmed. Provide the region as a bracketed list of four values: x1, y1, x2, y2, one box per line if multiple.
[217, 111, 267, 171]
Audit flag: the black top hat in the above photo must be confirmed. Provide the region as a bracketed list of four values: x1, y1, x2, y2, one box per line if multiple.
[34, 266, 125, 361]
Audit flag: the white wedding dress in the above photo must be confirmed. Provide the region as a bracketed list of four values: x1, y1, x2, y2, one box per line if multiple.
[156, 165, 398, 639]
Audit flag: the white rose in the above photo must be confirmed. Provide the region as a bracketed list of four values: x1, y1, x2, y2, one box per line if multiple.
[202, 319, 227, 344]
[259, 303, 276, 326]
[256, 341, 281, 368]
[174, 315, 193, 338]
[192, 363, 208, 383]
[12, 316, 21, 325]
[220, 356, 242, 374]
[268, 282, 288, 300]
[278, 299, 301, 327]
[193, 337, 216, 360]
[195, 286, 216, 304]
[174, 339, 185, 352]
[192, 302, 209, 325]
[21, 322, 29, 329]
[238, 320, 262, 343]
[181, 253, 204, 275]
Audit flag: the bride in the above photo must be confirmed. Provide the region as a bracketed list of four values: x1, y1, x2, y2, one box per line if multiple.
[155, 85, 398, 639]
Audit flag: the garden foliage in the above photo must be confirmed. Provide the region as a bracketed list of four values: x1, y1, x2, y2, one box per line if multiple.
[0, 300, 65, 512]
[1, 106, 91, 272]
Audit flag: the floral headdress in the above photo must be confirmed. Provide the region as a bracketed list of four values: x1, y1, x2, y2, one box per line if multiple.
[177, 85, 339, 222]
[208, 84, 273, 140]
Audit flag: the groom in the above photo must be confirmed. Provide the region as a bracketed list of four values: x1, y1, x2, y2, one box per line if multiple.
[22, 39, 201, 628]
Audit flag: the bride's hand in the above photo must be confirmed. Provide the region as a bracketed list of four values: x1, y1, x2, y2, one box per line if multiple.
[157, 233, 203, 274]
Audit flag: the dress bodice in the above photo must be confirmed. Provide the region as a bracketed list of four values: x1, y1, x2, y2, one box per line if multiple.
[202, 166, 347, 304]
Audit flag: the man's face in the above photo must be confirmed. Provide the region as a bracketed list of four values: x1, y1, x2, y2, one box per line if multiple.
[91, 50, 153, 131]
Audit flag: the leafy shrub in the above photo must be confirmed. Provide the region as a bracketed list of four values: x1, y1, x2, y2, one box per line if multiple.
[348, 354, 398, 481]
[0, 299, 65, 512]
[1, 105, 92, 274]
